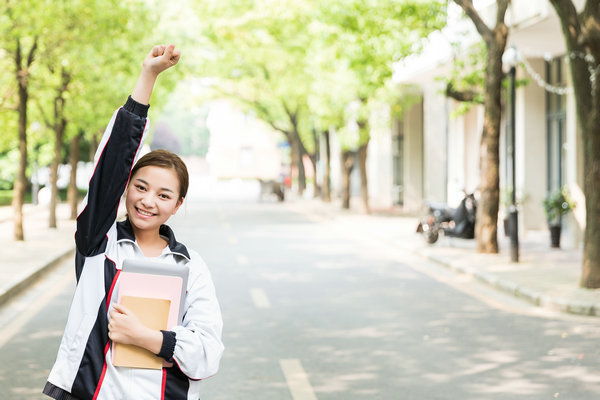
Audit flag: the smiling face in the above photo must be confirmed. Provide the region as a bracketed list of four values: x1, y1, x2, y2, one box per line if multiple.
[125, 166, 183, 233]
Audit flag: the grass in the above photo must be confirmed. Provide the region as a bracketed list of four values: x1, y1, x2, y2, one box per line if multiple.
[0, 190, 12, 206]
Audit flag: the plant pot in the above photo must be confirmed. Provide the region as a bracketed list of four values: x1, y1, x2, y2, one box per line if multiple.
[549, 225, 561, 248]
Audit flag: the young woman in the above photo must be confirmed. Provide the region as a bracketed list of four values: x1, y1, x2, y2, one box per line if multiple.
[43, 44, 224, 400]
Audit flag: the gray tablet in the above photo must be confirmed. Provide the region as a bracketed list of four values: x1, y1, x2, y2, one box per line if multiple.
[122, 258, 189, 325]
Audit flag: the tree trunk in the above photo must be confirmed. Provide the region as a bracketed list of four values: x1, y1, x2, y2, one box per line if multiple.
[476, 45, 504, 254]
[49, 134, 61, 228]
[357, 137, 370, 214]
[49, 67, 69, 228]
[289, 136, 301, 194]
[454, 0, 509, 254]
[356, 105, 371, 214]
[12, 38, 37, 241]
[68, 132, 82, 220]
[341, 150, 355, 209]
[282, 105, 308, 196]
[297, 141, 306, 195]
[581, 105, 600, 288]
[310, 154, 319, 198]
[310, 128, 320, 198]
[49, 112, 67, 227]
[322, 130, 331, 202]
[90, 130, 101, 162]
[13, 78, 27, 241]
[549, 0, 600, 287]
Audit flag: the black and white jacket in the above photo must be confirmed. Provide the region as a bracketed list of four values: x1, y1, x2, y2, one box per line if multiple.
[43, 97, 224, 400]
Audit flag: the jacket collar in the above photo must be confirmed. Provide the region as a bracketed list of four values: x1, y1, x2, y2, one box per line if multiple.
[117, 219, 191, 260]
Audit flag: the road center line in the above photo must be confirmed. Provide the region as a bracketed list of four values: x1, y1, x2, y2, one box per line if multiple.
[250, 288, 271, 308]
[279, 358, 318, 400]
[0, 268, 73, 349]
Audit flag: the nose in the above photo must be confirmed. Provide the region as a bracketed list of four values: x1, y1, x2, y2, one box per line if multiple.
[139, 192, 156, 209]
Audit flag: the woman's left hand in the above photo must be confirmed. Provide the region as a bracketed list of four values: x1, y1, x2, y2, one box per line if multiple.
[108, 303, 163, 354]
[108, 303, 145, 345]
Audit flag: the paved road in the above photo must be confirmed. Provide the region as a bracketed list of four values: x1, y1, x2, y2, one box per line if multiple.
[0, 259, 73, 399]
[1, 196, 600, 399]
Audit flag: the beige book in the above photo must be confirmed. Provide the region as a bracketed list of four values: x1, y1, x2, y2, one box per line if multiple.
[112, 296, 171, 369]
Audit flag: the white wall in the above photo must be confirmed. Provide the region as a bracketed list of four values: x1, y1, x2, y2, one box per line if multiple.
[367, 105, 394, 209]
[448, 105, 482, 206]
[564, 58, 585, 247]
[422, 82, 449, 203]
[403, 99, 424, 213]
[517, 58, 547, 231]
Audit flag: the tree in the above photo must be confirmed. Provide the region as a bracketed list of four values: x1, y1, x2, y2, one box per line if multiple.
[198, 0, 318, 194]
[304, 23, 360, 204]
[33, 0, 157, 227]
[67, 130, 83, 220]
[37, 64, 70, 228]
[549, 0, 600, 288]
[306, 67, 345, 202]
[0, 0, 44, 240]
[317, 0, 446, 211]
[197, 0, 446, 205]
[444, 41, 486, 107]
[451, 0, 510, 254]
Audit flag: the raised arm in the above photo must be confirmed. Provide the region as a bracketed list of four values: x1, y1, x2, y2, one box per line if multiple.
[132, 44, 181, 105]
[75, 45, 180, 260]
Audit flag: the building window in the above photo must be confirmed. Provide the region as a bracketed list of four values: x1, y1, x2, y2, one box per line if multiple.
[546, 57, 567, 193]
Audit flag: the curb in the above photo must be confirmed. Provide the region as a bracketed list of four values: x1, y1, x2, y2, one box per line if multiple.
[0, 246, 75, 308]
[416, 250, 600, 317]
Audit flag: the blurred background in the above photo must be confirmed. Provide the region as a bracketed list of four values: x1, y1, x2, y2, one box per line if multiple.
[0, 0, 592, 251]
[2, 0, 600, 399]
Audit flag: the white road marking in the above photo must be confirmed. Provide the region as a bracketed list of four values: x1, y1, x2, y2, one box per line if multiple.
[250, 288, 271, 308]
[279, 359, 318, 400]
[0, 269, 72, 349]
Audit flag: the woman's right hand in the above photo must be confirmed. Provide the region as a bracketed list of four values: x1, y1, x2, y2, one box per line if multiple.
[142, 44, 181, 76]
[132, 44, 180, 105]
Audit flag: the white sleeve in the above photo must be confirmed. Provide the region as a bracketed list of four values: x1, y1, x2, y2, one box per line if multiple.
[171, 256, 224, 380]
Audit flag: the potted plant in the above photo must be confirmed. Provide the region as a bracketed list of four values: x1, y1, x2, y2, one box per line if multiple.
[542, 187, 576, 248]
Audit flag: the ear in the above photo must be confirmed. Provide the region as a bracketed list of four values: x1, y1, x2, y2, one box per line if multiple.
[172, 197, 184, 215]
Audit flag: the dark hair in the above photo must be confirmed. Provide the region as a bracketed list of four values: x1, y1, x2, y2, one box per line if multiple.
[130, 150, 189, 200]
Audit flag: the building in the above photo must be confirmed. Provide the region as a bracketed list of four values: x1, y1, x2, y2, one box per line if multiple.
[364, 0, 584, 248]
[205, 100, 283, 181]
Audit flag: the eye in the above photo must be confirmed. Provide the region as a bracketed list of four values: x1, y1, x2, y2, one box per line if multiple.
[159, 193, 171, 200]
[135, 184, 147, 191]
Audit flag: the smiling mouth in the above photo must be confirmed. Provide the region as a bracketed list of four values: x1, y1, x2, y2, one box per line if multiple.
[136, 208, 156, 217]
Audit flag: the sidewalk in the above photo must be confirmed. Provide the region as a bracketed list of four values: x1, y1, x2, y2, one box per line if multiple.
[0, 203, 76, 307]
[286, 196, 600, 318]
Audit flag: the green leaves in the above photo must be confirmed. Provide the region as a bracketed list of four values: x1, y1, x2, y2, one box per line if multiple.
[543, 187, 576, 222]
[193, 0, 446, 151]
[0, 0, 188, 187]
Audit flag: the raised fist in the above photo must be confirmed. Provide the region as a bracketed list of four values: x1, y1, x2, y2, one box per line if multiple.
[143, 44, 181, 75]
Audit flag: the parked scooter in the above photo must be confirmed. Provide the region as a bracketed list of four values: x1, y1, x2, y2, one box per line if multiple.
[416, 192, 477, 244]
